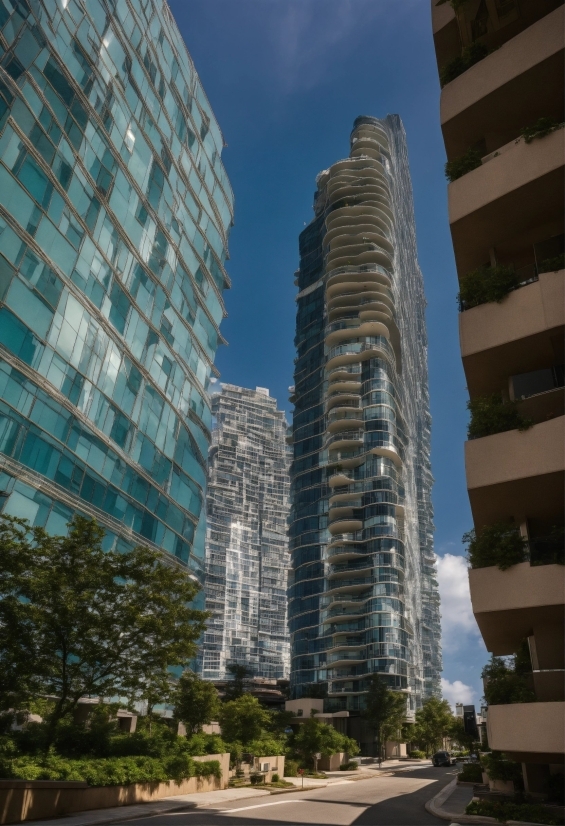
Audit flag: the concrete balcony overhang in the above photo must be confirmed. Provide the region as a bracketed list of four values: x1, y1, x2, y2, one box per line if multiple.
[465, 416, 565, 527]
[441, 6, 565, 158]
[486, 702, 565, 763]
[469, 562, 565, 655]
[448, 128, 565, 275]
[460, 270, 565, 397]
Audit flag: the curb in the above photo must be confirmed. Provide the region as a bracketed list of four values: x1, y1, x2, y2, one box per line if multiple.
[425, 777, 499, 824]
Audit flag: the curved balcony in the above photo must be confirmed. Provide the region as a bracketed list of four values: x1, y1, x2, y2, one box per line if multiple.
[326, 546, 369, 562]
[325, 576, 373, 594]
[326, 378, 361, 394]
[326, 429, 364, 449]
[327, 364, 362, 380]
[325, 217, 392, 245]
[325, 319, 392, 347]
[326, 244, 394, 274]
[327, 651, 366, 666]
[327, 531, 363, 547]
[328, 517, 363, 535]
[328, 469, 356, 487]
[326, 264, 393, 291]
[326, 336, 395, 369]
[327, 410, 364, 432]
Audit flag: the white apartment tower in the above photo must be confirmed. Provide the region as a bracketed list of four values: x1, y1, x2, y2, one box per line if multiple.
[200, 384, 291, 680]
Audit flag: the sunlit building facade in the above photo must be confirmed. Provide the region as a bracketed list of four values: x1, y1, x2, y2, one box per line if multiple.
[288, 116, 441, 743]
[200, 384, 291, 680]
[0, 0, 233, 591]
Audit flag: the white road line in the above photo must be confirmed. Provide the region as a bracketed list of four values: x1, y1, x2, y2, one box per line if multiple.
[218, 800, 307, 813]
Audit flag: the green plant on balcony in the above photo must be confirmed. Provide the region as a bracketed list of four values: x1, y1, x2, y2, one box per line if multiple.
[520, 117, 563, 144]
[539, 254, 565, 274]
[482, 653, 535, 706]
[463, 522, 528, 570]
[440, 41, 490, 87]
[445, 147, 483, 182]
[467, 394, 533, 439]
[457, 264, 519, 309]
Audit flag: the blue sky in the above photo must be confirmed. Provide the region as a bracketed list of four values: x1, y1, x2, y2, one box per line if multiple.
[169, 0, 488, 706]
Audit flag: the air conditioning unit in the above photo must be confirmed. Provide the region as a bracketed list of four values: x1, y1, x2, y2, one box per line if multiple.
[260, 762, 270, 773]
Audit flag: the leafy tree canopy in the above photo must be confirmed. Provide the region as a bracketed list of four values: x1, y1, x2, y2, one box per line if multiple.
[362, 675, 407, 758]
[291, 715, 358, 772]
[173, 671, 220, 735]
[0, 515, 208, 746]
[218, 694, 271, 748]
[223, 663, 253, 701]
[413, 697, 454, 756]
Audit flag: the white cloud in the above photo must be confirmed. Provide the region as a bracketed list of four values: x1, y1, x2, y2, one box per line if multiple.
[436, 552, 480, 653]
[441, 677, 476, 711]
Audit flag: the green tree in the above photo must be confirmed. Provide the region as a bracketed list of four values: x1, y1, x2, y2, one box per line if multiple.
[223, 663, 253, 701]
[0, 515, 208, 747]
[173, 671, 220, 735]
[362, 675, 407, 761]
[292, 714, 358, 772]
[413, 697, 454, 756]
[448, 717, 476, 752]
[218, 694, 271, 748]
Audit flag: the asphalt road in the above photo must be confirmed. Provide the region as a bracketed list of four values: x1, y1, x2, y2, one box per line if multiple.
[115, 766, 462, 826]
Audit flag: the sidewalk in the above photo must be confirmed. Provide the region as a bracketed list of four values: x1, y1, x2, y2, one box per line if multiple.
[426, 777, 498, 824]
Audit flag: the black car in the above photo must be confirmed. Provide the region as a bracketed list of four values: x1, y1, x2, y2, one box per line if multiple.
[432, 750, 456, 767]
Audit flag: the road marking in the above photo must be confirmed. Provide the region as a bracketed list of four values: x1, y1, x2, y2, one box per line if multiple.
[219, 800, 307, 813]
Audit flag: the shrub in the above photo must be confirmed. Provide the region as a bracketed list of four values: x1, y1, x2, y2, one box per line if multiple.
[481, 751, 523, 784]
[463, 523, 528, 570]
[249, 771, 263, 785]
[445, 148, 482, 182]
[466, 799, 564, 825]
[409, 750, 426, 759]
[458, 264, 519, 309]
[539, 254, 565, 274]
[0, 753, 221, 785]
[271, 772, 279, 782]
[467, 394, 533, 440]
[440, 41, 490, 87]
[285, 759, 299, 777]
[340, 760, 358, 770]
[521, 117, 562, 144]
[458, 762, 483, 783]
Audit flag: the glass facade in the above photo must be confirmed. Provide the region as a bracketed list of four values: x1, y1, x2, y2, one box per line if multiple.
[200, 384, 290, 680]
[288, 116, 442, 718]
[0, 0, 233, 588]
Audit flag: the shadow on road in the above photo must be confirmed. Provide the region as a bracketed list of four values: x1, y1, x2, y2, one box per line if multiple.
[351, 766, 457, 826]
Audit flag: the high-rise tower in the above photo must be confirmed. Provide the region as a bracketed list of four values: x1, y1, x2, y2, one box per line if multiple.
[200, 384, 291, 680]
[288, 116, 441, 745]
[432, 0, 564, 790]
[0, 0, 233, 593]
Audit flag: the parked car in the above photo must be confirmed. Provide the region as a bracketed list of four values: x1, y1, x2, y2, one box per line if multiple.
[432, 751, 456, 767]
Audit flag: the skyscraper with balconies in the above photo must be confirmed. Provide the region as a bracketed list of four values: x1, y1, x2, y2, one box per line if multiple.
[288, 116, 441, 749]
[432, 0, 564, 794]
[0, 0, 233, 595]
[200, 384, 291, 680]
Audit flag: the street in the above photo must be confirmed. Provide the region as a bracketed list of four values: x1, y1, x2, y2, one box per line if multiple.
[115, 766, 460, 826]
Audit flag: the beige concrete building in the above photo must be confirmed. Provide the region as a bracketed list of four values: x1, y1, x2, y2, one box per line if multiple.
[432, 0, 564, 797]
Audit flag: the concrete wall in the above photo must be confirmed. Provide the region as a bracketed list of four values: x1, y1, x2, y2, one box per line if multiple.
[0, 754, 230, 825]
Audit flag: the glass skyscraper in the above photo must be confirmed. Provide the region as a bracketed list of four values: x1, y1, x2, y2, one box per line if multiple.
[288, 116, 441, 736]
[0, 0, 233, 591]
[200, 384, 290, 680]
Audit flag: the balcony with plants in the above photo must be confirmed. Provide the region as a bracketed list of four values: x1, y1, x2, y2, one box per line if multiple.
[437, 0, 563, 89]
